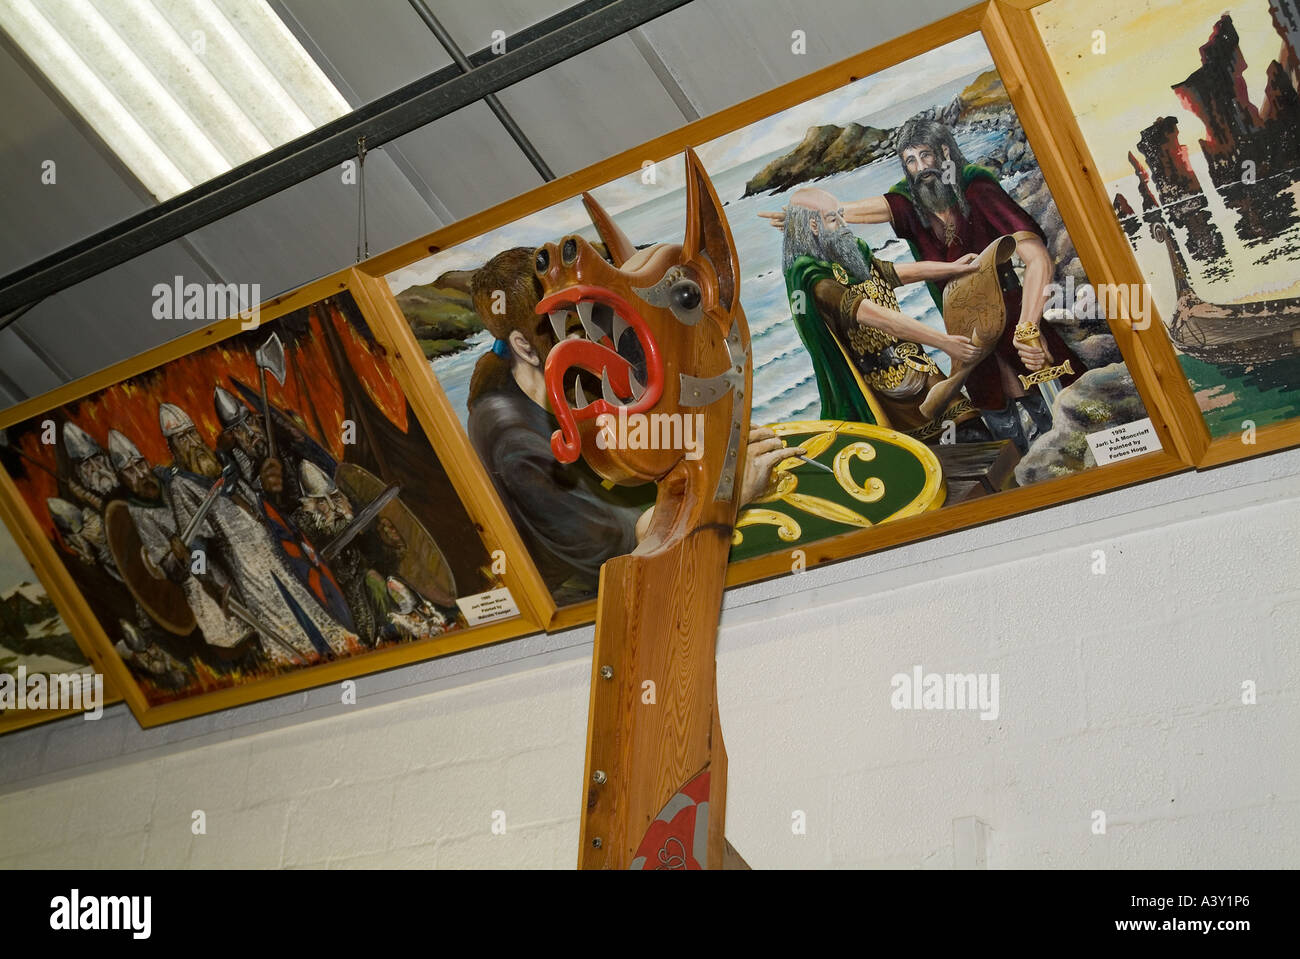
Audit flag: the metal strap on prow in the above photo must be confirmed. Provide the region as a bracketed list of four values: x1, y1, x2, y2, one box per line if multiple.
[678, 318, 748, 502]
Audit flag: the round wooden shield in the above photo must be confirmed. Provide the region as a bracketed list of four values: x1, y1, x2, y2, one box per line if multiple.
[105, 499, 197, 637]
[728, 419, 945, 563]
[334, 462, 458, 606]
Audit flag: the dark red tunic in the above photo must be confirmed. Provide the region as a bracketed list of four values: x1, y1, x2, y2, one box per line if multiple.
[884, 177, 1084, 410]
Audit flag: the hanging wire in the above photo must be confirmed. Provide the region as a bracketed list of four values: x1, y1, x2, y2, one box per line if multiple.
[355, 135, 369, 263]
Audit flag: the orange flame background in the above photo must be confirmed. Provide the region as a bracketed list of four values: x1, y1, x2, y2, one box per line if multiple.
[9, 298, 408, 537]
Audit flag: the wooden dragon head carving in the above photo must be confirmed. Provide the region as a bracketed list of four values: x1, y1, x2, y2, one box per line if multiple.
[535, 148, 751, 539]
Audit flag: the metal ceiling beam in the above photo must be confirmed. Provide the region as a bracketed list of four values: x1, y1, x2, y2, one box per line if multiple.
[628, 28, 700, 122]
[405, 0, 555, 182]
[0, 0, 693, 319]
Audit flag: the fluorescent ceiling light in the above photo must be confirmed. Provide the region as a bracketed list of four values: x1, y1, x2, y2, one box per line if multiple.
[0, 0, 352, 201]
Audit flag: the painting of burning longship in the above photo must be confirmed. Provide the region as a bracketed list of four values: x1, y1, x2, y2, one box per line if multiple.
[0, 293, 503, 707]
[1037, 0, 1300, 436]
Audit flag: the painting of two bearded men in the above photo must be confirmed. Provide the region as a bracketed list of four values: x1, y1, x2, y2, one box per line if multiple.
[459, 113, 1147, 601]
[770, 116, 1089, 459]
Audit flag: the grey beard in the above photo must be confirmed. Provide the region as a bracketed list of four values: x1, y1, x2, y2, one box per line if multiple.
[816, 227, 871, 283]
[78, 461, 117, 495]
[910, 171, 963, 222]
[317, 510, 351, 538]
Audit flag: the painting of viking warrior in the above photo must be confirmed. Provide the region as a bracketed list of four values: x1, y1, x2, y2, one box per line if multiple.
[213, 384, 299, 507]
[107, 428, 254, 662]
[158, 400, 354, 632]
[291, 460, 410, 647]
[61, 421, 120, 514]
[381, 576, 448, 643]
[153, 402, 360, 664]
[0, 291, 496, 708]
[46, 498, 96, 567]
[60, 423, 121, 575]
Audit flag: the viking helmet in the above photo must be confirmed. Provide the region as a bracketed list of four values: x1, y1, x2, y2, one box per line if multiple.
[47, 497, 83, 533]
[158, 402, 195, 438]
[299, 460, 337, 498]
[107, 429, 144, 471]
[386, 576, 417, 614]
[214, 385, 249, 429]
[62, 422, 102, 461]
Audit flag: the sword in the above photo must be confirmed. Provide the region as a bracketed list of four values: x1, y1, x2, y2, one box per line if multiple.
[319, 483, 402, 562]
[1014, 321, 1071, 408]
[222, 595, 315, 666]
[178, 461, 239, 546]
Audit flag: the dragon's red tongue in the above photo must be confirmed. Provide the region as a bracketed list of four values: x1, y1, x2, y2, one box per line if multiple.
[544, 338, 633, 464]
[536, 285, 665, 464]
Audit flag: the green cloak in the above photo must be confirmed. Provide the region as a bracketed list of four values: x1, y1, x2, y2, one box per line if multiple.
[785, 236, 878, 425]
[886, 164, 999, 312]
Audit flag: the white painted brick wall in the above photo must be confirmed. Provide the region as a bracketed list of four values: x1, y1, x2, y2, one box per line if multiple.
[1, 455, 1297, 868]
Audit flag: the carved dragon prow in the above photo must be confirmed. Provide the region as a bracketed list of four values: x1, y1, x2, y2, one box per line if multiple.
[538, 148, 749, 869]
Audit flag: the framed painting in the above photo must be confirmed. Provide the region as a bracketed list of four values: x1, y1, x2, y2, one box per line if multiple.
[0, 486, 120, 733]
[0, 271, 548, 727]
[1030, 0, 1300, 465]
[360, 1, 1193, 628]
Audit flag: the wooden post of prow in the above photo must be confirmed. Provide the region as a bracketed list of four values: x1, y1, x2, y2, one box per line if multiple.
[537, 149, 751, 870]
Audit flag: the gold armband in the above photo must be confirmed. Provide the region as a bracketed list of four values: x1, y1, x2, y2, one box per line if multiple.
[875, 258, 902, 290]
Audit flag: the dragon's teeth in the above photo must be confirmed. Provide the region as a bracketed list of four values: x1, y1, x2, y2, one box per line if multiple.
[611, 314, 629, 344]
[600, 368, 625, 406]
[628, 369, 645, 400]
[549, 310, 567, 341]
[573, 377, 589, 409]
[576, 301, 602, 341]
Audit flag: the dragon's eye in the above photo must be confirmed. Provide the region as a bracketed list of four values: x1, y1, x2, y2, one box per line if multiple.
[671, 280, 701, 311]
[535, 248, 549, 273]
[561, 237, 578, 264]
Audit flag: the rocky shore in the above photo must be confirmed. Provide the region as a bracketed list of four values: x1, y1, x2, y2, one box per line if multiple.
[395, 271, 483, 360]
[1014, 363, 1148, 484]
[741, 69, 1015, 198]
